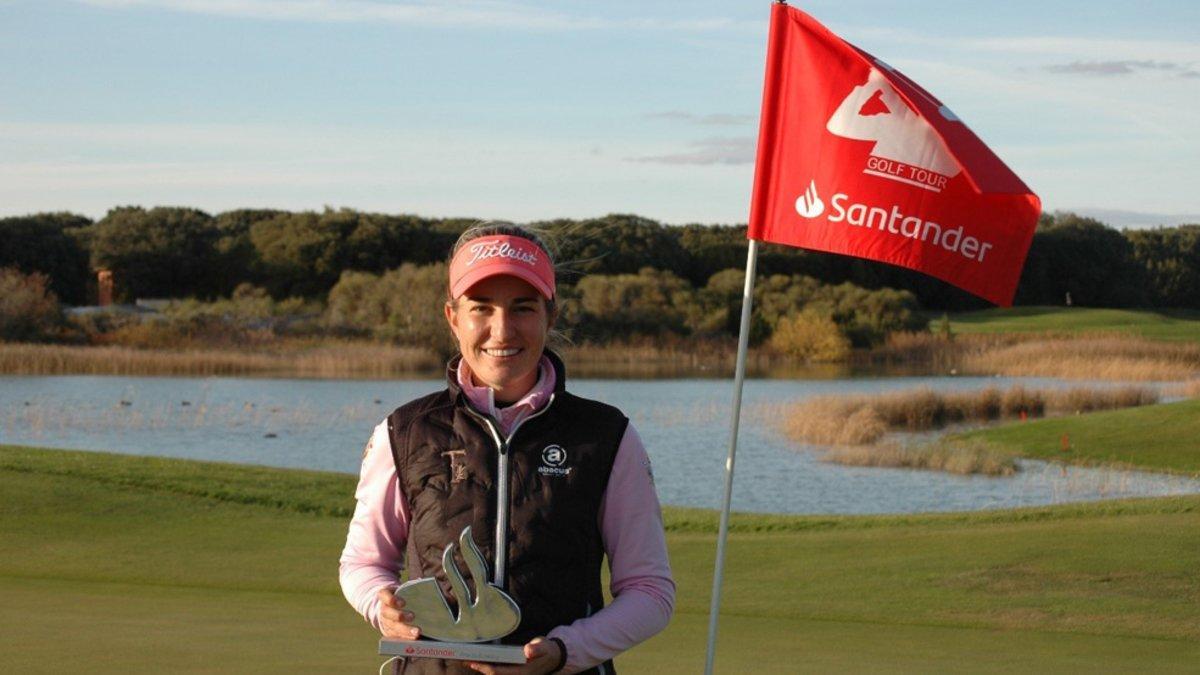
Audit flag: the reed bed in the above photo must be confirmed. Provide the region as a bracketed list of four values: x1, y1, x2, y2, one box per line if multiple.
[1171, 379, 1200, 398]
[0, 339, 792, 380]
[0, 341, 442, 378]
[964, 336, 1200, 381]
[873, 332, 1200, 381]
[869, 331, 1016, 370]
[780, 384, 1160, 447]
[821, 439, 1018, 476]
[552, 340, 810, 378]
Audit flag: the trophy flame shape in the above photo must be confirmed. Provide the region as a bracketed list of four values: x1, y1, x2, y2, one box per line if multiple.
[394, 526, 522, 643]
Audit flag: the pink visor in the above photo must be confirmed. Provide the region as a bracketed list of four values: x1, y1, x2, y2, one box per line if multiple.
[449, 235, 555, 300]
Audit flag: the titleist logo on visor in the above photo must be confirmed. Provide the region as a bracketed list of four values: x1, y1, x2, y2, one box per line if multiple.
[465, 240, 539, 267]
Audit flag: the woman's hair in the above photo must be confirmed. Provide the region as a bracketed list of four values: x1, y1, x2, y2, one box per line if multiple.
[447, 220, 560, 319]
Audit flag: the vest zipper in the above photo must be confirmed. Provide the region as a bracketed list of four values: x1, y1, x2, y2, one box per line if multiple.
[461, 393, 557, 591]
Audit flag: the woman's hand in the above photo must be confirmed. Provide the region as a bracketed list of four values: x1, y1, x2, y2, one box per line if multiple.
[466, 637, 563, 674]
[377, 587, 420, 640]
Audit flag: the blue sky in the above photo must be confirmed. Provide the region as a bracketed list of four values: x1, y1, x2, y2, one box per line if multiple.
[2, 0, 1198, 227]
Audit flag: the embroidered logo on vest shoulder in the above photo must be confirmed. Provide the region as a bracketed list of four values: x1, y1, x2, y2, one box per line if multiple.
[538, 444, 572, 477]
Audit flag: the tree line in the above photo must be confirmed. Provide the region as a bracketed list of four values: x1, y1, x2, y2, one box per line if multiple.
[2, 206, 1198, 312]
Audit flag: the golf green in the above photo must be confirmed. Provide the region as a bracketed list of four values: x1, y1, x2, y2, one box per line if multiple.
[3, 445, 1198, 673]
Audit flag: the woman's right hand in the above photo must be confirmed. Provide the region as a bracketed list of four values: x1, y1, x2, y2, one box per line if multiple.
[378, 587, 421, 639]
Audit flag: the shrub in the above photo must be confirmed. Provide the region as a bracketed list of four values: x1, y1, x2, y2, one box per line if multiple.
[0, 212, 92, 304]
[90, 206, 221, 300]
[66, 309, 145, 344]
[325, 263, 455, 354]
[1001, 385, 1045, 417]
[702, 269, 923, 347]
[68, 284, 320, 348]
[768, 311, 852, 362]
[933, 313, 953, 341]
[807, 282, 924, 346]
[0, 267, 63, 341]
[1045, 386, 1158, 413]
[573, 267, 695, 339]
[780, 397, 887, 446]
[146, 284, 318, 346]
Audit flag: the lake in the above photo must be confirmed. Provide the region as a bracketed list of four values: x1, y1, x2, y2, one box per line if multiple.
[3, 374, 1197, 515]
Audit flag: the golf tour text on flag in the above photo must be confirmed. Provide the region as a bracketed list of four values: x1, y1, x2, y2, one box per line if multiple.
[747, 4, 1041, 306]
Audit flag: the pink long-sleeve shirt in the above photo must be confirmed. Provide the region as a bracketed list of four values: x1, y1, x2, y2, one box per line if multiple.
[339, 357, 675, 673]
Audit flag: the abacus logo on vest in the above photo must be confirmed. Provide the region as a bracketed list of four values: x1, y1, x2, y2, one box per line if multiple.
[794, 181, 995, 263]
[538, 445, 572, 477]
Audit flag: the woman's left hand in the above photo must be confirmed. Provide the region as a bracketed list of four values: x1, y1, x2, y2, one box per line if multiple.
[465, 636, 563, 675]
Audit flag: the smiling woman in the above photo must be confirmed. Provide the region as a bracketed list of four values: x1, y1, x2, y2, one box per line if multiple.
[443, 228, 560, 404]
[339, 223, 675, 675]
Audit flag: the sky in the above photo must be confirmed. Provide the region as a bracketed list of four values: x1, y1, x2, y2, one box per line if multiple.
[2, 0, 1199, 228]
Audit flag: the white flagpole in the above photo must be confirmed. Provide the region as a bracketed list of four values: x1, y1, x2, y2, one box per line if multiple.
[703, 237, 760, 675]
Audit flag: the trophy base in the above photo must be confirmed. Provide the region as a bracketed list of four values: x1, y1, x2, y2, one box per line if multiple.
[379, 638, 527, 664]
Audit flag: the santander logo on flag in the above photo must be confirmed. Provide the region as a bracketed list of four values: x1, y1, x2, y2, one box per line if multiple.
[795, 180, 824, 218]
[795, 178, 997, 264]
[748, 4, 1040, 306]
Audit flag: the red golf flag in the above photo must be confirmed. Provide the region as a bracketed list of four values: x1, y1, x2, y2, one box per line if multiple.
[747, 4, 1041, 306]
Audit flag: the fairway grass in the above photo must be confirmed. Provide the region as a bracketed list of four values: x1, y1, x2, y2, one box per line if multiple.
[3, 445, 1199, 673]
[939, 306, 1200, 342]
[960, 398, 1200, 476]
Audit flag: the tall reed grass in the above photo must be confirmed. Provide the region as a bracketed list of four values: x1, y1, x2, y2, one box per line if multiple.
[0, 339, 793, 379]
[0, 341, 442, 378]
[551, 340, 804, 378]
[963, 336, 1200, 381]
[821, 438, 1018, 476]
[1181, 379, 1200, 398]
[876, 332, 1200, 381]
[780, 384, 1160, 446]
[869, 331, 1014, 371]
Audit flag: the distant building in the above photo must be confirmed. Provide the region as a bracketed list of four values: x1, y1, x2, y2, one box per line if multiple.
[97, 269, 113, 306]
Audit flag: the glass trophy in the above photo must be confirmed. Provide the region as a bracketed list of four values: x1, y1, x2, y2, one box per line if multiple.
[379, 526, 526, 664]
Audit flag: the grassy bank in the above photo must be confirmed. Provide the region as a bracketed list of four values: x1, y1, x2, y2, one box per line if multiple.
[959, 398, 1200, 476]
[3, 445, 1199, 672]
[939, 306, 1200, 342]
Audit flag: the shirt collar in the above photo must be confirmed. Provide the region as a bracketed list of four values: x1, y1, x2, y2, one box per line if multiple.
[456, 355, 556, 420]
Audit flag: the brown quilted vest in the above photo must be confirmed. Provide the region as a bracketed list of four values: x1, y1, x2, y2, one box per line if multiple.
[387, 351, 626, 675]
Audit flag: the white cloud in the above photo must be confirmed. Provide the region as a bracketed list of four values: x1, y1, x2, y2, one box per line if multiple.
[625, 136, 755, 165]
[75, 0, 756, 32]
[846, 25, 1200, 64]
[884, 57, 1200, 143]
[961, 36, 1200, 64]
[644, 111, 756, 126]
[1043, 60, 1200, 78]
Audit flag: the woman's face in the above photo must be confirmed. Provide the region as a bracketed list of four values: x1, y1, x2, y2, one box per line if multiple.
[445, 274, 555, 402]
